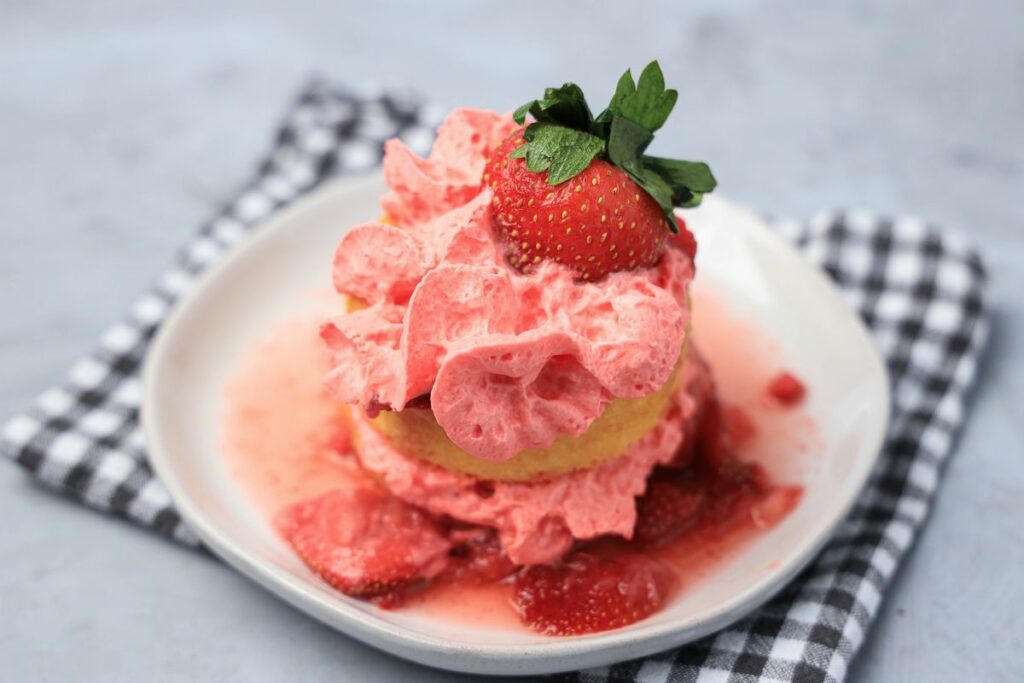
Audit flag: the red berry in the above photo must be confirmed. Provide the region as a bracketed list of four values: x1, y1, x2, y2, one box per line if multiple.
[512, 552, 674, 635]
[483, 132, 669, 281]
[634, 477, 706, 549]
[275, 487, 451, 606]
[767, 371, 806, 406]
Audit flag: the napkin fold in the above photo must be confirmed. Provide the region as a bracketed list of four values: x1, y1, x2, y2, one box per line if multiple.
[1, 82, 988, 683]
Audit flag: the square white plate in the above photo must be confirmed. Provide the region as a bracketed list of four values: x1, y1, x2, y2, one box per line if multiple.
[142, 174, 889, 676]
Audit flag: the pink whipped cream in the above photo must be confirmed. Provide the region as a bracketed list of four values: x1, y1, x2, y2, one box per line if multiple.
[349, 352, 711, 565]
[322, 108, 695, 461]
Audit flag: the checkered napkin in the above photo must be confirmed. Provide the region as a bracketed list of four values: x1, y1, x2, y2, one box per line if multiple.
[1, 83, 989, 683]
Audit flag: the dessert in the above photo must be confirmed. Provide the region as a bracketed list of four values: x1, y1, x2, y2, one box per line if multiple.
[253, 62, 806, 636]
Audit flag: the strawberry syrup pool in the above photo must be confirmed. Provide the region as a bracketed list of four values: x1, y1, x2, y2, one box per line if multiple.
[222, 287, 818, 634]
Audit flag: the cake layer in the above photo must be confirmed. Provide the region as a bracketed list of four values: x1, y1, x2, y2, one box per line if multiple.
[370, 350, 687, 481]
[348, 351, 712, 566]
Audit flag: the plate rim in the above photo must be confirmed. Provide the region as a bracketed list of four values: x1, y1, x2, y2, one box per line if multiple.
[142, 172, 891, 674]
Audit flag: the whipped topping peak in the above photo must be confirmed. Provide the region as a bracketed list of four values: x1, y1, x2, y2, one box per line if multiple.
[322, 109, 694, 461]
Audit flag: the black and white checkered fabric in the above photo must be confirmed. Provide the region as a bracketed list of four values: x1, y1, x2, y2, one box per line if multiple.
[0, 83, 989, 683]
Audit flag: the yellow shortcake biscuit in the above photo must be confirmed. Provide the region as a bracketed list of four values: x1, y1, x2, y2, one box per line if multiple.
[367, 354, 683, 482]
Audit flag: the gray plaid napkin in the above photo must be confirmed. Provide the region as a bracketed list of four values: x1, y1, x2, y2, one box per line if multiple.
[1, 82, 989, 683]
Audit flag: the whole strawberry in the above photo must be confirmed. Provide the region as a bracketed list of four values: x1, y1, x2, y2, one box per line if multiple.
[485, 134, 667, 280]
[485, 61, 717, 281]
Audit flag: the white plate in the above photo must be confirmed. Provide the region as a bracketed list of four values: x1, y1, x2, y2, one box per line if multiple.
[143, 174, 889, 676]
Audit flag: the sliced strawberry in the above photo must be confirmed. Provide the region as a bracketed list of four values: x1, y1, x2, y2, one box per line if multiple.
[442, 527, 517, 584]
[275, 487, 451, 606]
[512, 552, 674, 636]
[702, 459, 767, 525]
[767, 371, 806, 406]
[636, 392, 770, 549]
[634, 476, 707, 549]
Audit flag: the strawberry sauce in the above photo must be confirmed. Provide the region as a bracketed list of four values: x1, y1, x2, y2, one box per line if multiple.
[222, 289, 816, 636]
[221, 317, 363, 512]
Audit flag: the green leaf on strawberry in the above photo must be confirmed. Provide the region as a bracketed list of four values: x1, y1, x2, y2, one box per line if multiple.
[643, 157, 717, 193]
[606, 61, 678, 133]
[513, 83, 593, 131]
[635, 167, 677, 220]
[509, 123, 606, 185]
[607, 115, 653, 177]
[606, 110, 711, 228]
[507, 60, 716, 231]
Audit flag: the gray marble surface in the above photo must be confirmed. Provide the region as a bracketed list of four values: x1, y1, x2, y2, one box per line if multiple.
[2, 1, 1022, 681]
